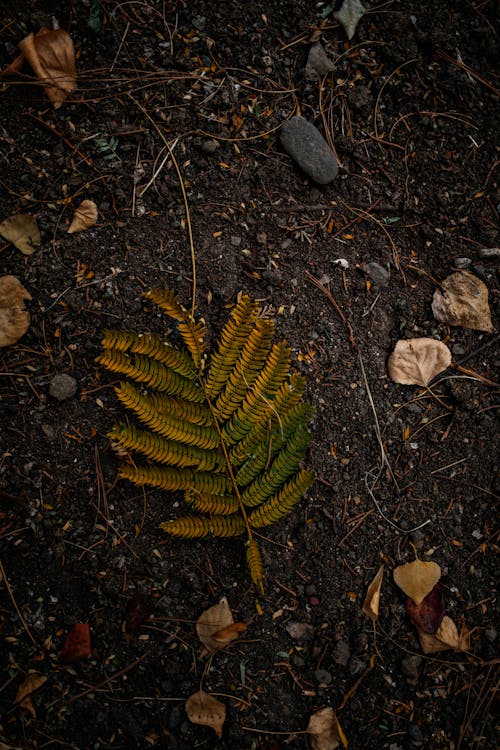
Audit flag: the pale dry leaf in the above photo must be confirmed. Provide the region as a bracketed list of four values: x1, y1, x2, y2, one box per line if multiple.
[196, 596, 245, 654]
[432, 271, 493, 333]
[387, 338, 451, 387]
[18, 28, 76, 108]
[0, 275, 31, 347]
[0, 214, 41, 255]
[14, 673, 47, 716]
[418, 616, 472, 654]
[393, 559, 441, 605]
[68, 200, 98, 234]
[185, 690, 225, 737]
[333, 0, 366, 40]
[306, 707, 347, 750]
[362, 565, 384, 622]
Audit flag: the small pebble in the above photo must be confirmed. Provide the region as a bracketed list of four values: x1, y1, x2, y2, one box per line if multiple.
[333, 640, 350, 667]
[401, 654, 421, 680]
[200, 138, 219, 154]
[408, 723, 424, 747]
[280, 115, 339, 185]
[314, 668, 332, 685]
[285, 621, 315, 641]
[49, 374, 77, 401]
[364, 261, 389, 286]
[478, 247, 500, 260]
[305, 42, 335, 80]
[454, 257, 472, 269]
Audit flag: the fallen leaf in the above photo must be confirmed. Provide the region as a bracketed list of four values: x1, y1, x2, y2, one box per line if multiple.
[387, 338, 451, 386]
[432, 271, 493, 332]
[196, 596, 245, 654]
[68, 199, 98, 234]
[333, 0, 366, 40]
[14, 673, 47, 717]
[393, 559, 441, 606]
[185, 690, 225, 737]
[362, 565, 384, 621]
[0, 275, 31, 347]
[418, 615, 462, 653]
[62, 623, 91, 663]
[124, 592, 152, 639]
[18, 28, 76, 109]
[406, 583, 445, 634]
[0, 214, 41, 255]
[306, 707, 347, 750]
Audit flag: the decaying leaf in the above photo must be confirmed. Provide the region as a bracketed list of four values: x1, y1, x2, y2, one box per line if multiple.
[387, 338, 451, 387]
[406, 583, 445, 634]
[393, 558, 441, 606]
[17, 28, 76, 108]
[123, 592, 152, 640]
[62, 622, 91, 663]
[306, 707, 347, 750]
[185, 690, 226, 737]
[14, 673, 47, 717]
[68, 199, 98, 234]
[196, 596, 246, 654]
[0, 214, 41, 255]
[432, 271, 493, 333]
[418, 615, 471, 654]
[333, 0, 366, 40]
[0, 275, 31, 347]
[362, 565, 384, 622]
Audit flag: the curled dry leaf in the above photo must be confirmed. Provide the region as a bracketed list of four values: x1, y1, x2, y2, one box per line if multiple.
[406, 583, 445, 634]
[333, 0, 366, 40]
[362, 565, 384, 622]
[418, 615, 471, 654]
[0, 276, 31, 347]
[306, 707, 347, 750]
[14, 673, 47, 717]
[196, 596, 246, 654]
[0, 214, 41, 255]
[185, 690, 225, 738]
[68, 200, 98, 234]
[393, 558, 441, 606]
[387, 338, 451, 387]
[432, 271, 493, 333]
[18, 28, 76, 108]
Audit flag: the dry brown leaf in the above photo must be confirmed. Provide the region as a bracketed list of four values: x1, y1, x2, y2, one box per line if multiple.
[306, 707, 347, 750]
[0, 276, 31, 347]
[68, 200, 98, 234]
[393, 559, 441, 605]
[185, 690, 225, 737]
[362, 565, 384, 621]
[14, 673, 47, 716]
[18, 28, 76, 108]
[419, 616, 472, 654]
[432, 271, 493, 333]
[196, 596, 245, 653]
[387, 338, 451, 386]
[0, 214, 41, 255]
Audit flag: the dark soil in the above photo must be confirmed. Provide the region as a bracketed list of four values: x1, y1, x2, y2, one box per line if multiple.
[0, 1, 499, 748]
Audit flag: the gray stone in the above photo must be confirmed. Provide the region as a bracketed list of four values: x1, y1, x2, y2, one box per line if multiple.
[280, 116, 339, 185]
[364, 261, 389, 286]
[401, 654, 421, 679]
[333, 640, 350, 666]
[479, 247, 500, 260]
[305, 43, 335, 80]
[49, 374, 77, 401]
[285, 620, 315, 641]
[314, 669, 332, 685]
[200, 138, 219, 154]
[454, 257, 472, 269]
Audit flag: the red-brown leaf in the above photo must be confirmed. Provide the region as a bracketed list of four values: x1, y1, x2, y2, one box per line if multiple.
[62, 623, 91, 663]
[125, 593, 152, 637]
[406, 583, 445, 634]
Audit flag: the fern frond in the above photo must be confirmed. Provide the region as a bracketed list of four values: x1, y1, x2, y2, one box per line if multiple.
[118, 464, 231, 495]
[96, 349, 204, 402]
[115, 382, 219, 449]
[146, 288, 207, 370]
[205, 295, 259, 399]
[185, 489, 240, 515]
[109, 424, 225, 472]
[160, 515, 245, 538]
[246, 539, 264, 595]
[102, 330, 197, 379]
[249, 470, 315, 528]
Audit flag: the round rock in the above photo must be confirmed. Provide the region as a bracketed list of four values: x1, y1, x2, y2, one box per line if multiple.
[280, 116, 339, 185]
[49, 374, 78, 401]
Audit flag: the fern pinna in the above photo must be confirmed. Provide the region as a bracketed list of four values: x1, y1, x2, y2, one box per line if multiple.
[96, 289, 315, 594]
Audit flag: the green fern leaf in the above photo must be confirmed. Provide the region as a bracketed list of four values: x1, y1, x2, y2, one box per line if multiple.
[249, 470, 316, 528]
[246, 539, 264, 595]
[160, 514, 245, 538]
[101, 330, 197, 379]
[146, 288, 207, 370]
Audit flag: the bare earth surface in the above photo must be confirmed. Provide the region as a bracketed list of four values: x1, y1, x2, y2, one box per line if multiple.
[0, 1, 498, 748]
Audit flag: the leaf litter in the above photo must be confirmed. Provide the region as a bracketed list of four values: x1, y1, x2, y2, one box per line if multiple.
[185, 690, 226, 737]
[196, 596, 246, 654]
[68, 199, 98, 234]
[0, 275, 31, 347]
[387, 338, 452, 386]
[393, 558, 441, 605]
[0, 214, 41, 255]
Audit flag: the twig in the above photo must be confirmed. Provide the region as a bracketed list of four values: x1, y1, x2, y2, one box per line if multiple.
[63, 654, 147, 706]
[305, 271, 356, 349]
[0, 557, 38, 646]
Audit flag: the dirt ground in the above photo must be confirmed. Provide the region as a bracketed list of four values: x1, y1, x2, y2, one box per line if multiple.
[0, 1, 498, 748]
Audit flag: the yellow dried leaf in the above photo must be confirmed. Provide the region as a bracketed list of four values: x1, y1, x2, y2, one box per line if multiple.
[196, 596, 245, 653]
[418, 615, 460, 654]
[185, 690, 225, 737]
[68, 200, 98, 234]
[306, 707, 347, 750]
[387, 338, 451, 387]
[432, 271, 493, 333]
[14, 673, 47, 715]
[393, 559, 441, 605]
[18, 28, 76, 109]
[0, 275, 31, 347]
[362, 565, 384, 621]
[0, 214, 40, 255]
